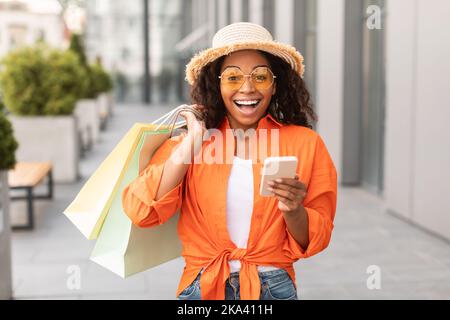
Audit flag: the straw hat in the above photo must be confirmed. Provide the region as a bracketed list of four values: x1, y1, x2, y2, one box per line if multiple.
[185, 22, 305, 85]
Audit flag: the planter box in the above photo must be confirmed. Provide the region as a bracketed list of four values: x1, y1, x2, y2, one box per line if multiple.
[9, 115, 79, 183]
[74, 99, 100, 150]
[0, 171, 13, 299]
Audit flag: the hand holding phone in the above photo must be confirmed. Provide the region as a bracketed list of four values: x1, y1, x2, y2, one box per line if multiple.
[260, 156, 298, 197]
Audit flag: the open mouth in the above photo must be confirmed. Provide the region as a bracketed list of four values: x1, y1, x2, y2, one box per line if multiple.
[233, 99, 261, 108]
[233, 99, 262, 116]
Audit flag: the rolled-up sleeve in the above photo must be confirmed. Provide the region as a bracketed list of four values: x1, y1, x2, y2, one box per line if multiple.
[284, 134, 338, 259]
[122, 135, 185, 228]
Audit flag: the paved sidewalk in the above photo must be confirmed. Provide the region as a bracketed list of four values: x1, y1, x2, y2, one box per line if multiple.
[9, 104, 450, 300]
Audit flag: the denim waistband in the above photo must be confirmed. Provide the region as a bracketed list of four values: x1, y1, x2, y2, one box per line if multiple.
[198, 267, 287, 280]
[228, 268, 286, 279]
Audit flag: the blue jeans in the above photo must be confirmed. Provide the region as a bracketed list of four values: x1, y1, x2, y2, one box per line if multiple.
[177, 268, 299, 300]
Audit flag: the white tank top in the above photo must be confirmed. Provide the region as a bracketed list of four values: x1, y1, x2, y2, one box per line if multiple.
[226, 156, 279, 273]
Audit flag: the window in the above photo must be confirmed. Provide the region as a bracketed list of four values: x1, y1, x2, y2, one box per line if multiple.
[8, 24, 27, 49]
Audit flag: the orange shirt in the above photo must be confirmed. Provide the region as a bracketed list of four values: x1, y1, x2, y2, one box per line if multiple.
[122, 113, 338, 300]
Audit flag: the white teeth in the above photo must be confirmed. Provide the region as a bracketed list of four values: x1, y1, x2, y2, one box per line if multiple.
[235, 100, 259, 105]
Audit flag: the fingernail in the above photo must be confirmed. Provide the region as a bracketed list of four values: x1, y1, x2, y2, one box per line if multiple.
[268, 181, 274, 186]
[268, 187, 273, 191]
[275, 178, 282, 183]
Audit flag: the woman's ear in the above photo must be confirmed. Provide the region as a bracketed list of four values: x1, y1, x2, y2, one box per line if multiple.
[272, 82, 276, 96]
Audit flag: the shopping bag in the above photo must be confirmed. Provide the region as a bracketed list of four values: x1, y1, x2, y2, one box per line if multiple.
[63, 123, 146, 239]
[63, 104, 202, 277]
[63, 104, 197, 239]
[89, 125, 183, 277]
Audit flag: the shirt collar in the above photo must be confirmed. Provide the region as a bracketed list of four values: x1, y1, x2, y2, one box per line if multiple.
[219, 112, 283, 131]
[265, 112, 283, 127]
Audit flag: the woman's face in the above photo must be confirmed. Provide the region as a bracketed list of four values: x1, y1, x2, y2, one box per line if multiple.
[220, 50, 276, 131]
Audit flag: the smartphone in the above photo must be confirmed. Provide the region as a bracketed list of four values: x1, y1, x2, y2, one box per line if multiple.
[260, 156, 298, 197]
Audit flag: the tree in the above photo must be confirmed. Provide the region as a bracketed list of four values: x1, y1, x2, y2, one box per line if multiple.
[69, 33, 87, 66]
[0, 45, 87, 115]
[0, 113, 18, 170]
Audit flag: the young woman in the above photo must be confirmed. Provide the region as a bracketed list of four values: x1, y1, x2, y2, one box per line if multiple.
[122, 22, 337, 300]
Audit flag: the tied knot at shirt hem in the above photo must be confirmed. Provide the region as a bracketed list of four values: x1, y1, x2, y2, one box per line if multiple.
[228, 248, 247, 261]
[200, 247, 261, 300]
[198, 247, 293, 300]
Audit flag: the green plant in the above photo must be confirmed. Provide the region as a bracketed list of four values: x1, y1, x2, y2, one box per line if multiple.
[0, 46, 49, 115]
[69, 33, 87, 66]
[0, 45, 87, 115]
[0, 113, 18, 170]
[45, 49, 88, 114]
[90, 63, 113, 94]
[69, 34, 114, 99]
[82, 67, 99, 99]
[69, 33, 99, 99]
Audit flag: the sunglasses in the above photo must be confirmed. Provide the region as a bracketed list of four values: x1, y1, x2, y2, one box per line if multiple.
[218, 66, 276, 91]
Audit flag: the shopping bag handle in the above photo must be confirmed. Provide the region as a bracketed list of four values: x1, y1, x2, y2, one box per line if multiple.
[162, 106, 204, 138]
[154, 105, 204, 137]
[151, 104, 183, 125]
[152, 104, 203, 126]
[165, 105, 204, 128]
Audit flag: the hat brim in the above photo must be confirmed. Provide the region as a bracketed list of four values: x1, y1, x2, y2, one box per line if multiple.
[185, 41, 305, 85]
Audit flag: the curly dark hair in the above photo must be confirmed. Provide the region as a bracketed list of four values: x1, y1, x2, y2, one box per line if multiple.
[190, 50, 317, 129]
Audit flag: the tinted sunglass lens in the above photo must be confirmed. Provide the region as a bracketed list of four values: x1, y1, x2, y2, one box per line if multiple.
[220, 67, 274, 90]
[252, 67, 274, 89]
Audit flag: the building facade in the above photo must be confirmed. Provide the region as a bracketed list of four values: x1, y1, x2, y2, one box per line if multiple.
[85, 0, 317, 105]
[316, 0, 450, 241]
[0, 0, 65, 58]
[85, 0, 184, 104]
[175, 0, 317, 102]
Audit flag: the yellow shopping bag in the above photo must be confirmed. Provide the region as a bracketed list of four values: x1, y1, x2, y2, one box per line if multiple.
[64, 105, 202, 277]
[64, 123, 146, 239]
[89, 124, 183, 277]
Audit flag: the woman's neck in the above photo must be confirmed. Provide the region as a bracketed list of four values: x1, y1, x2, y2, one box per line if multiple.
[226, 115, 258, 132]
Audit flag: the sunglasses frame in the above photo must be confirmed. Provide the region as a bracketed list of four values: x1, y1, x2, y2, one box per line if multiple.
[218, 66, 277, 91]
